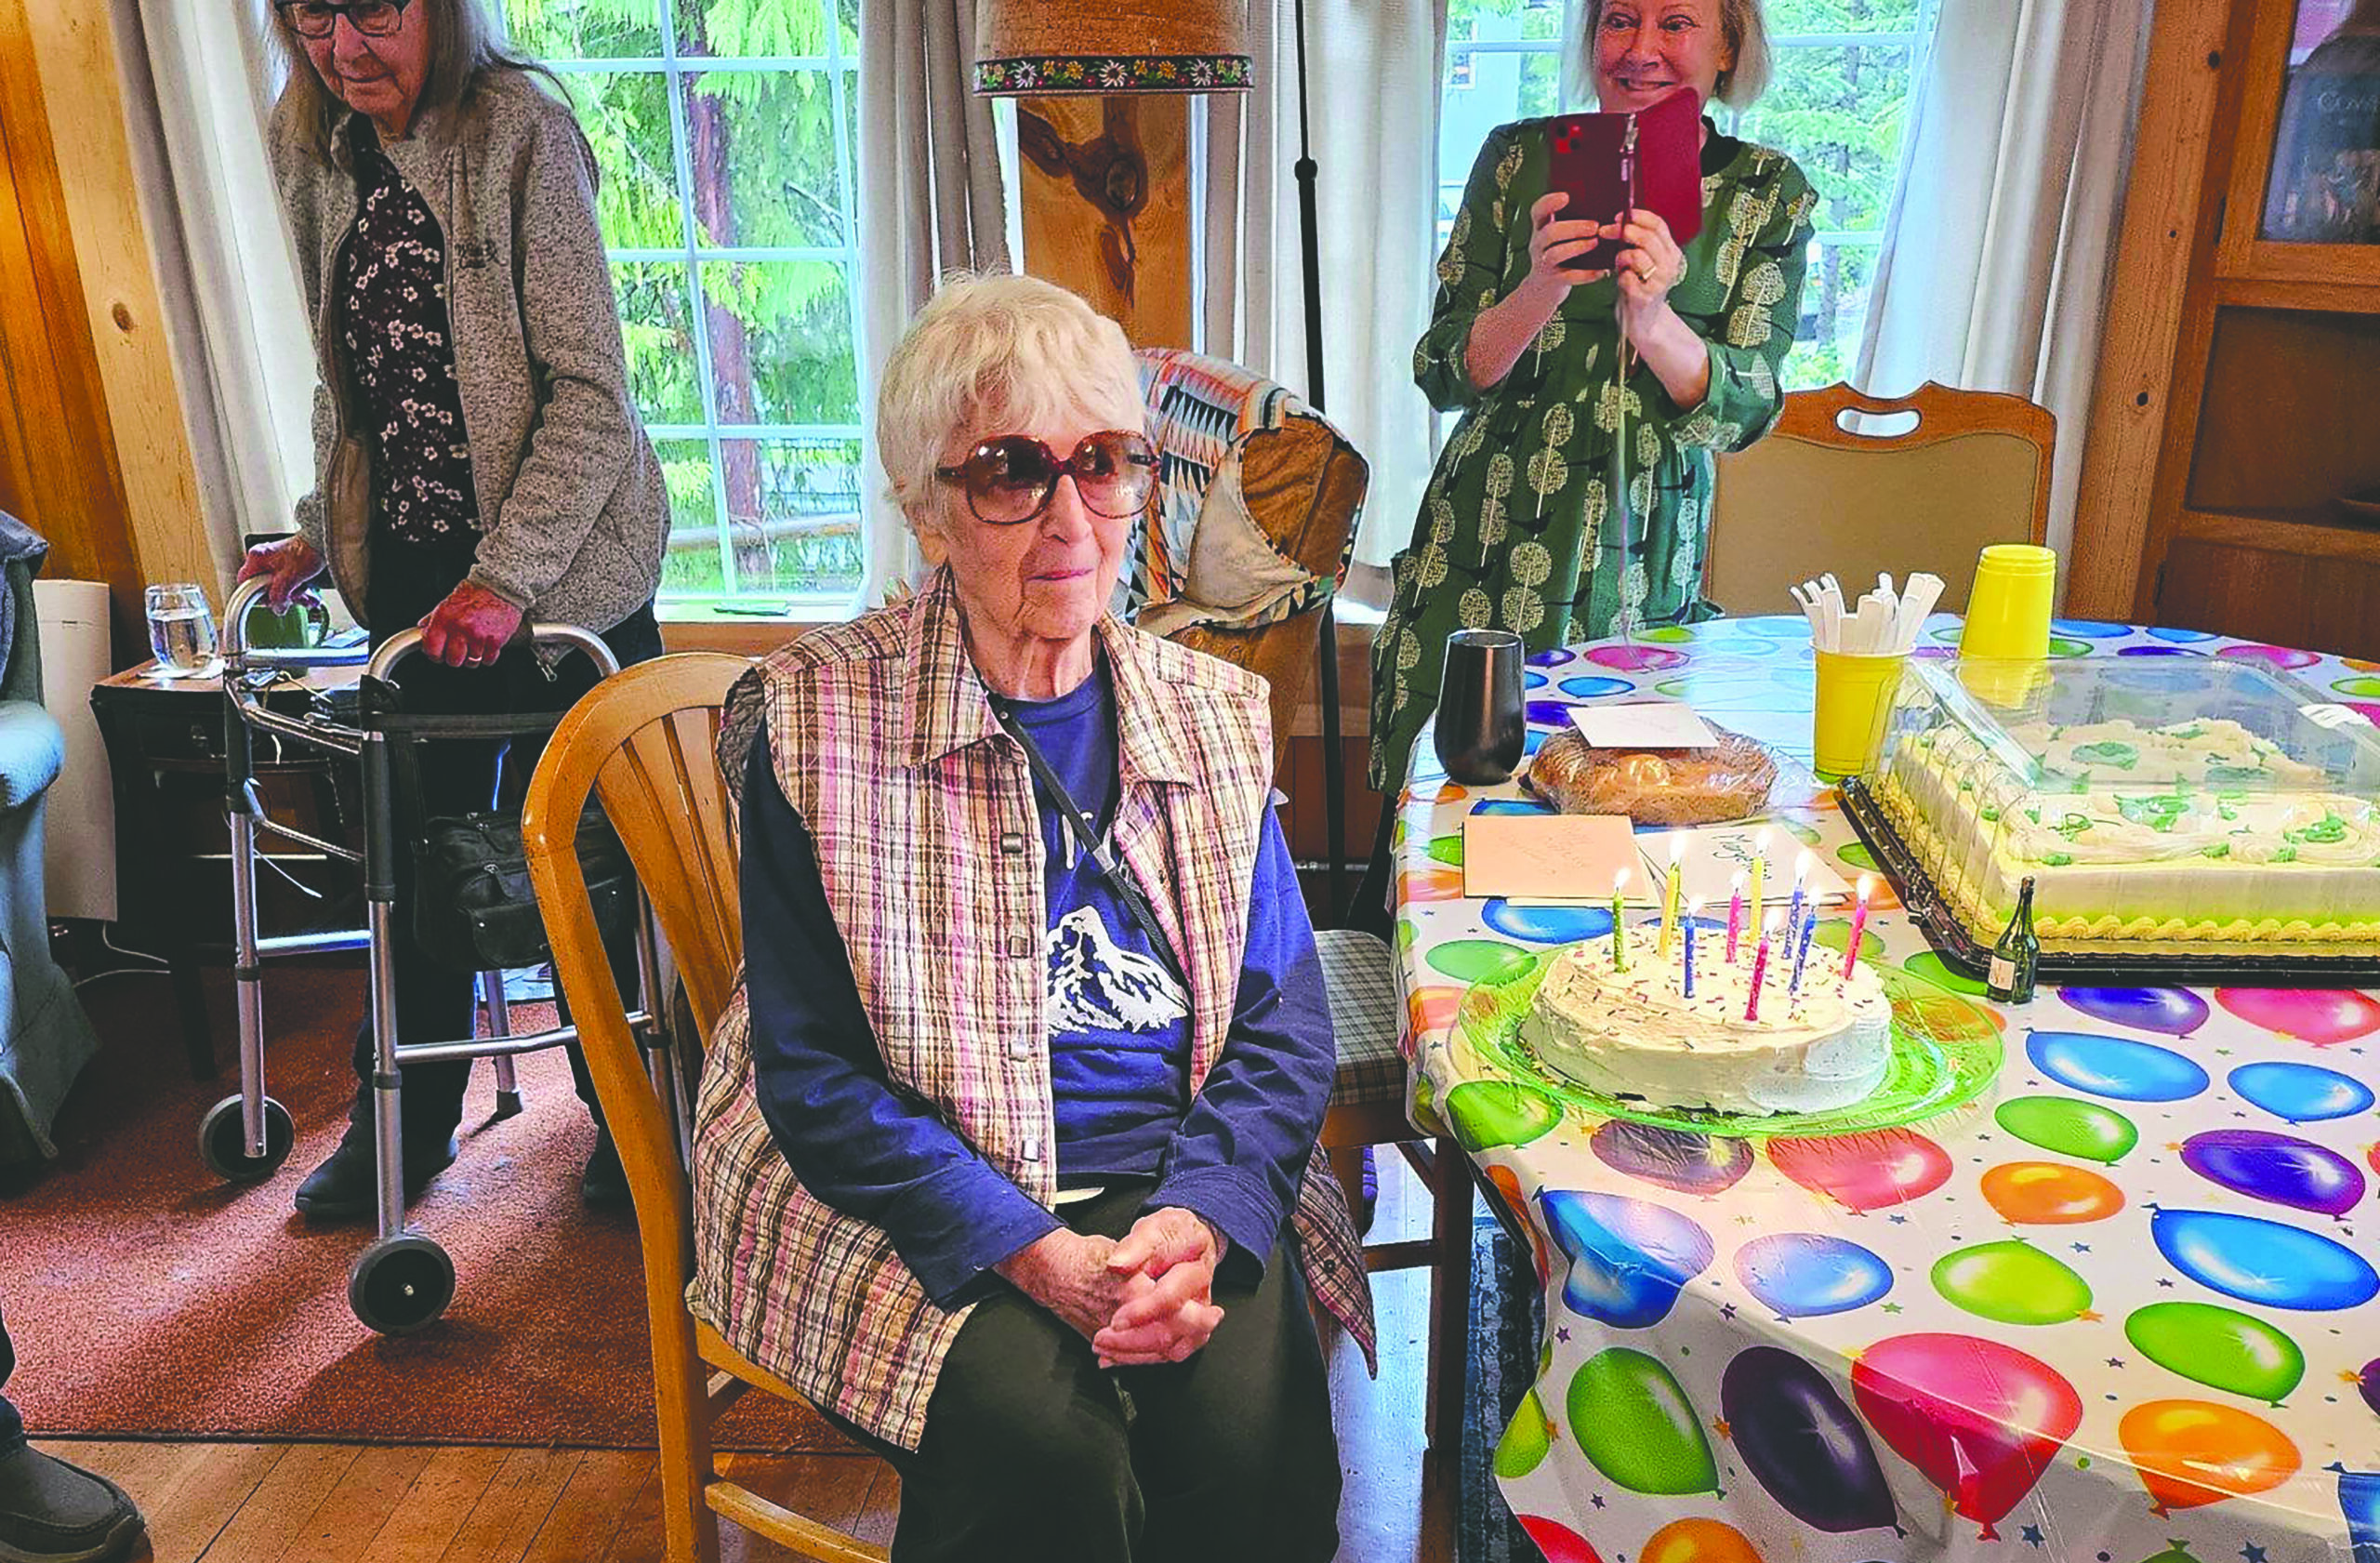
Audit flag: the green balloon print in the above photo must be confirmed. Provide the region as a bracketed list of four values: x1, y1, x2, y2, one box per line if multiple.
[1903, 949, 1989, 995]
[1564, 1348, 1717, 1495]
[1995, 1094, 2139, 1163]
[1445, 1080, 1563, 1151]
[1838, 841, 1880, 872]
[1931, 1240, 2094, 1325]
[1495, 1391, 1553, 1478]
[1425, 938, 1533, 984]
[2124, 1302, 2305, 1405]
[1428, 833, 1463, 868]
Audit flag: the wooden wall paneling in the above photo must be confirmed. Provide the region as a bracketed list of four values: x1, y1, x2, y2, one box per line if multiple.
[18, 0, 217, 613]
[1015, 95, 1192, 349]
[2182, 309, 2380, 516]
[0, 0, 142, 619]
[2210, 0, 2295, 278]
[2064, 0, 2234, 619]
[2157, 538, 2380, 662]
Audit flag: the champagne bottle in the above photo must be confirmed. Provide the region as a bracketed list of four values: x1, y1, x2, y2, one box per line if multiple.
[1986, 876, 2041, 1004]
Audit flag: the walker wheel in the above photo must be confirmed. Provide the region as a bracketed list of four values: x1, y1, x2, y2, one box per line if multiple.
[199, 1094, 295, 1182]
[349, 1234, 456, 1335]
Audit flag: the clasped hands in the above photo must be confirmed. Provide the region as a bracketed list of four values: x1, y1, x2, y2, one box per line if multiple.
[996, 1207, 1228, 1369]
[1524, 192, 1688, 337]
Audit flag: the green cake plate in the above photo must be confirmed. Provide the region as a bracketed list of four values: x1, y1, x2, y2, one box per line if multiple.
[1450, 945, 2006, 1137]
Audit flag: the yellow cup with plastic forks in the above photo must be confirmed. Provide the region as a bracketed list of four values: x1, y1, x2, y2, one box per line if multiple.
[1812, 649, 1908, 777]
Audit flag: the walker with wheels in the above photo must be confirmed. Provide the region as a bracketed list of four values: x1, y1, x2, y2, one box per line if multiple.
[201, 575, 688, 1334]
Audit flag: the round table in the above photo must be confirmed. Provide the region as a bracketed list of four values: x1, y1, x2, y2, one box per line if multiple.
[1393, 616, 2380, 1563]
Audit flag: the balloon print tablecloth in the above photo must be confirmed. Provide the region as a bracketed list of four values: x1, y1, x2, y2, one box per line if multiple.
[1392, 616, 2380, 1563]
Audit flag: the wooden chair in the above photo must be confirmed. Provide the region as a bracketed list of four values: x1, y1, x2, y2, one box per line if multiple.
[522, 651, 887, 1563]
[1705, 381, 2056, 618]
[1125, 347, 1473, 1492]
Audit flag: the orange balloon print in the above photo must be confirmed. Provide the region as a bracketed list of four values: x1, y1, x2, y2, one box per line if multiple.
[2118, 1399, 2300, 1515]
[1399, 868, 1466, 903]
[1483, 1164, 1554, 1285]
[1979, 1161, 2126, 1225]
[1638, 1517, 1765, 1563]
[1408, 985, 1463, 1037]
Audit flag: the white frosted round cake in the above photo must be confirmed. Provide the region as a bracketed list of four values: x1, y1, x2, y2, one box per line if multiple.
[1519, 938, 1893, 1116]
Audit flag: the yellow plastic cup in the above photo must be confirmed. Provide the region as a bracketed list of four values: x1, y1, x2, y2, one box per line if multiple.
[1812, 649, 1908, 777]
[1959, 544, 2058, 661]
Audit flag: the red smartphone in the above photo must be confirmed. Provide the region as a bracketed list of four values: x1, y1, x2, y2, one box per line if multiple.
[1544, 86, 1705, 274]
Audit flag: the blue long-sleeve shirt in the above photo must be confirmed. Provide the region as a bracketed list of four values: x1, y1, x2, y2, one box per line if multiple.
[738, 671, 1335, 1309]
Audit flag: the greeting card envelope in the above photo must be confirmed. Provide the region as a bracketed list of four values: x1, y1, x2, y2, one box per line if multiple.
[1462, 814, 1645, 903]
[1650, 824, 1853, 912]
[1567, 700, 1718, 750]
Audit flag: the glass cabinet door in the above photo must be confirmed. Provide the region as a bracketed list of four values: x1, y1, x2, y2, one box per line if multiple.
[2260, 0, 2380, 244]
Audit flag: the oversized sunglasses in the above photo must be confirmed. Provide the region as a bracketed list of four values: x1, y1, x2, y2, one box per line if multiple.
[277, 0, 414, 39]
[933, 430, 1157, 526]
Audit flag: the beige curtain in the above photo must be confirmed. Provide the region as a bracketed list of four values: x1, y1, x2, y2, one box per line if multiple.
[116, 0, 314, 587]
[1854, 0, 2154, 567]
[855, 0, 1009, 607]
[1199, 0, 1447, 578]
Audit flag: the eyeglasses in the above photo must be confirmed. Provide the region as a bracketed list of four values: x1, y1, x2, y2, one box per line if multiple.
[277, 0, 414, 39]
[933, 430, 1157, 526]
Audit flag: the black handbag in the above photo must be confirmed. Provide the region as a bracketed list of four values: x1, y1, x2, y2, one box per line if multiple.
[412, 808, 637, 974]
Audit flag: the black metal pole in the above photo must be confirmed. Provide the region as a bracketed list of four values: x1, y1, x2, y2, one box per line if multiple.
[1291, 0, 1349, 923]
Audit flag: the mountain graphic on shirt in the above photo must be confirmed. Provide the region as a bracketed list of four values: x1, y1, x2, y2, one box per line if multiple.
[1047, 905, 1190, 1034]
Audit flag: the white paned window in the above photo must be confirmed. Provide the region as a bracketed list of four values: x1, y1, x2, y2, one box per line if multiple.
[505, 0, 865, 608]
[1439, 0, 1939, 388]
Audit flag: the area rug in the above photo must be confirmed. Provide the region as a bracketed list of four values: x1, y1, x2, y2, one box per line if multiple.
[0, 962, 849, 1452]
[1459, 1216, 1544, 1563]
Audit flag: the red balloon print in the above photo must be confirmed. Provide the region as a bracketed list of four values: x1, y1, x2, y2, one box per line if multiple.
[1852, 1333, 2084, 1540]
[1517, 1516, 1606, 1563]
[2214, 987, 2380, 1047]
[1485, 1164, 1554, 1286]
[1770, 1128, 1953, 1212]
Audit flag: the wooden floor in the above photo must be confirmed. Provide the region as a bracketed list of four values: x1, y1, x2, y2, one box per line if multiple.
[33, 1161, 1463, 1563]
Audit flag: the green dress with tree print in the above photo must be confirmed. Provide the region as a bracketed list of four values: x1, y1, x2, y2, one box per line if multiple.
[1368, 117, 1818, 792]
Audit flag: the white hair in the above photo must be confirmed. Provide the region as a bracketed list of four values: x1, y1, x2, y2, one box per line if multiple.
[875, 272, 1144, 535]
[1567, 0, 1774, 112]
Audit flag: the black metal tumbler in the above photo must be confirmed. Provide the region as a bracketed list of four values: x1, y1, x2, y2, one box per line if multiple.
[1435, 629, 1526, 785]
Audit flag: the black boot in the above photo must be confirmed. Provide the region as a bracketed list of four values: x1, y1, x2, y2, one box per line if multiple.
[0, 1442, 144, 1563]
[580, 1127, 629, 1210]
[293, 1118, 459, 1221]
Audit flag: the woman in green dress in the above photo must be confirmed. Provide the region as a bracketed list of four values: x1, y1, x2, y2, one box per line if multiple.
[1367, 0, 1818, 819]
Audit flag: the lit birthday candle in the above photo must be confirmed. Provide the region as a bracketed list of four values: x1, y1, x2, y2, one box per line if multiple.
[1683, 897, 1702, 998]
[1842, 875, 1873, 980]
[1726, 870, 1746, 963]
[1789, 910, 1818, 999]
[1783, 850, 1814, 955]
[1611, 868, 1630, 972]
[1746, 828, 1771, 953]
[1745, 910, 1779, 1021]
[1659, 833, 1685, 958]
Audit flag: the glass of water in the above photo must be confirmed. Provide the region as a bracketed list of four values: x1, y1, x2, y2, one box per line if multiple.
[146, 582, 218, 677]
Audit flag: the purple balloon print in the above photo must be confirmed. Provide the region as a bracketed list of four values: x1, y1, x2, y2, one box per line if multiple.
[2056, 987, 2209, 1037]
[1720, 1346, 1897, 1533]
[1588, 1120, 1754, 1197]
[1526, 700, 1577, 728]
[2359, 1360, 2380, 1421]
[2181, 1130, 2367, 1218]
[2027, 1030, 2210, 1102]
[1539, 1190, 1715, 1329]
[1735, 1232, 1894, 1319]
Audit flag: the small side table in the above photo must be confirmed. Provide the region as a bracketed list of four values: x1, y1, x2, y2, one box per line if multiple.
[90, 661, 364, 1078]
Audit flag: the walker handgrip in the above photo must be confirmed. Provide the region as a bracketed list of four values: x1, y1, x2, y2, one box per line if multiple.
[366, 622, 620, 682]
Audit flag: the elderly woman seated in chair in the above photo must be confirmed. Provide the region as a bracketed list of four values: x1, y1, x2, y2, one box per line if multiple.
[689, 272, 1375, 1563]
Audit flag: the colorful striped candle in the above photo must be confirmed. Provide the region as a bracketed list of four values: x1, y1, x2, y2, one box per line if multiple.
[1843, 875, 1873, 980]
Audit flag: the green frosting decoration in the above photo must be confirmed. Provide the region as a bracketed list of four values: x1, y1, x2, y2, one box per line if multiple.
[2300, 815, 2348, 845]
[2042, 851, 2074, 867]
[2053, 813, 2094, 841]
[2117, 794, 2188, 831]
[2274, 845, 2297, 864]
[2072, 741, 2139, 770]
[2201, 842, 2230, 859]
[2206, 764, 2268, 784]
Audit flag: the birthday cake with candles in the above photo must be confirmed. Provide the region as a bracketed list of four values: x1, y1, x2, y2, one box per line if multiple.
[1869, 657, 2380, 959]
[1519, 924, 1894, 1117]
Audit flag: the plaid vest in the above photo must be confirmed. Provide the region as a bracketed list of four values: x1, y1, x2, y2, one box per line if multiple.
[688, 570, 1376, 1450]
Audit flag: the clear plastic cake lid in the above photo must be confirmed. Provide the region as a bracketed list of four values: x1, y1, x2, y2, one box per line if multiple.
[1883, 656, 2380, 801]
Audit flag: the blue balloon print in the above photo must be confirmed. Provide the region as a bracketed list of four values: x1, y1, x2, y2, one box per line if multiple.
[1472, 799, 1557, 816]
[2052, 617, 2130, 638]
[2149, 625, 2219, 642]
[2229, 1060, 2376, 1124]
[1527, 646, 1578, 668]
[1525, 669, 1549, 689]
[1734, 1232, 1893, 1319]
[1558, 674, 1635, 699]
[1524, 728, 1548, 756]
[1538, 1189, 1714, 1329]
[2331, 1463, 2380, 1563]
[1482, 899, 1614, 944]
[2119, 645, 2196, 656]
[2028, 1030, 2210, 1102]
[1525, 700, 1576, 728]
[2151, 1207, 2380, 1312]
